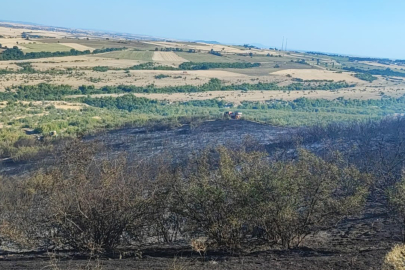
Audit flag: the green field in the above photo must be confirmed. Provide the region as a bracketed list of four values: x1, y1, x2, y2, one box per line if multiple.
[22, 43, 72, 53]
[97, 50, 154, 61]
[175, 52, 239, 63]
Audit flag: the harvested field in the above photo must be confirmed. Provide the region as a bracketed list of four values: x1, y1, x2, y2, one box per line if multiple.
[272, 69, 364, 83]
[22, 42, 72, 53]
[152, 51, 188, 63]
[99, 50, 154, 61]
[1, 55, 143, 69]
[60, 42, 95, 52]
[0, 26, 27, 37]
[361, 61, 405, 70]
[0, 38, 28, 49]
[0, 69, 259, 90]
[0, 23, 82, 39]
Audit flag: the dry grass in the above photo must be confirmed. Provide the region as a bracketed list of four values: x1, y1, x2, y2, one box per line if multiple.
[0, 38, 28, 50]
[383, 244, 405, 270]
[0, 69, 255, 90]
[22, 42, 72, 53]
[153, 51, 188, 64]
[272, 69, 364, 83]
[100, 50, 154, 61]
[60, 43, 95, 52]
[0, 24, 78, 39]
[191, 238, 208, 256]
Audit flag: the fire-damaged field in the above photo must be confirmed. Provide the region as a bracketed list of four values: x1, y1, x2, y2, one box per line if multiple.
[0, 200, 398, 270]
[94, 120, 293, 161]
[0, 119, 404, 270]
[0, 120, 291, 176]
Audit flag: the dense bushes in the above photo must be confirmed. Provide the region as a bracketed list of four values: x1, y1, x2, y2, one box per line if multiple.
[128, 62, 179, 70]
[83, 95, 158, 112]
[92, 66, 109, 72]
[179, 62, 261, 70]
[355, 73, 378, 82]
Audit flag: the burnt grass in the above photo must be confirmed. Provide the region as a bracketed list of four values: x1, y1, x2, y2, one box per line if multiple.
[0, 119, 402, 269]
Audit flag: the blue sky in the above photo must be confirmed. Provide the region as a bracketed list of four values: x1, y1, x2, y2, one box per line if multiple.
[1, 0, 404, 59]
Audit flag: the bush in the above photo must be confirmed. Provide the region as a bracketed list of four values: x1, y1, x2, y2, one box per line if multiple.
[92, 66, 109, 72]
[154, 74, 170, 79]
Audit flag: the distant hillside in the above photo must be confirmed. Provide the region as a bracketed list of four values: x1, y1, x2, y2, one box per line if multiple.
[195, 40, 221, 45]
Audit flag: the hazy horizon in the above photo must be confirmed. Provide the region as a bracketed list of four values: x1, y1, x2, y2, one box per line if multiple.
[1, 0, 404, 59]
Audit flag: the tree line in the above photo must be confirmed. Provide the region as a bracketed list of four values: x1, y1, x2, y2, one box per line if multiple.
[0, 79, 354, 101]
[0, 46, 126, 61]
[344, 66, 405, 78]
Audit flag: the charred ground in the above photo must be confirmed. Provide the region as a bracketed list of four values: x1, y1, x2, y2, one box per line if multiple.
[1, 119, 405, 270]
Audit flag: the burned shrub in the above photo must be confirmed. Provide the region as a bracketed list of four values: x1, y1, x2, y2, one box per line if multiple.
[2, 140, 149, 253]
[0, 139, 371, 253]
[173, 147, 370, 250]
[249, 150, 370, 248]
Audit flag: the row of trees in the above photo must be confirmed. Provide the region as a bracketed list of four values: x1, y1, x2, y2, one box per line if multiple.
[0, 46, 126, 61]
[0, 79, 354, 101]
[178, 62, 261, 70]
[81, 94, 405, 117]
[126, 61, 262, 71]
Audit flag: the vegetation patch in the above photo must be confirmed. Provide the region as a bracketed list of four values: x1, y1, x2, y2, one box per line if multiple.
[354, 73, 378, 82]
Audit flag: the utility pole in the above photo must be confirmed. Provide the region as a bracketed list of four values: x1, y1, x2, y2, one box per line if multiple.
[281, 36, 284, 51]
